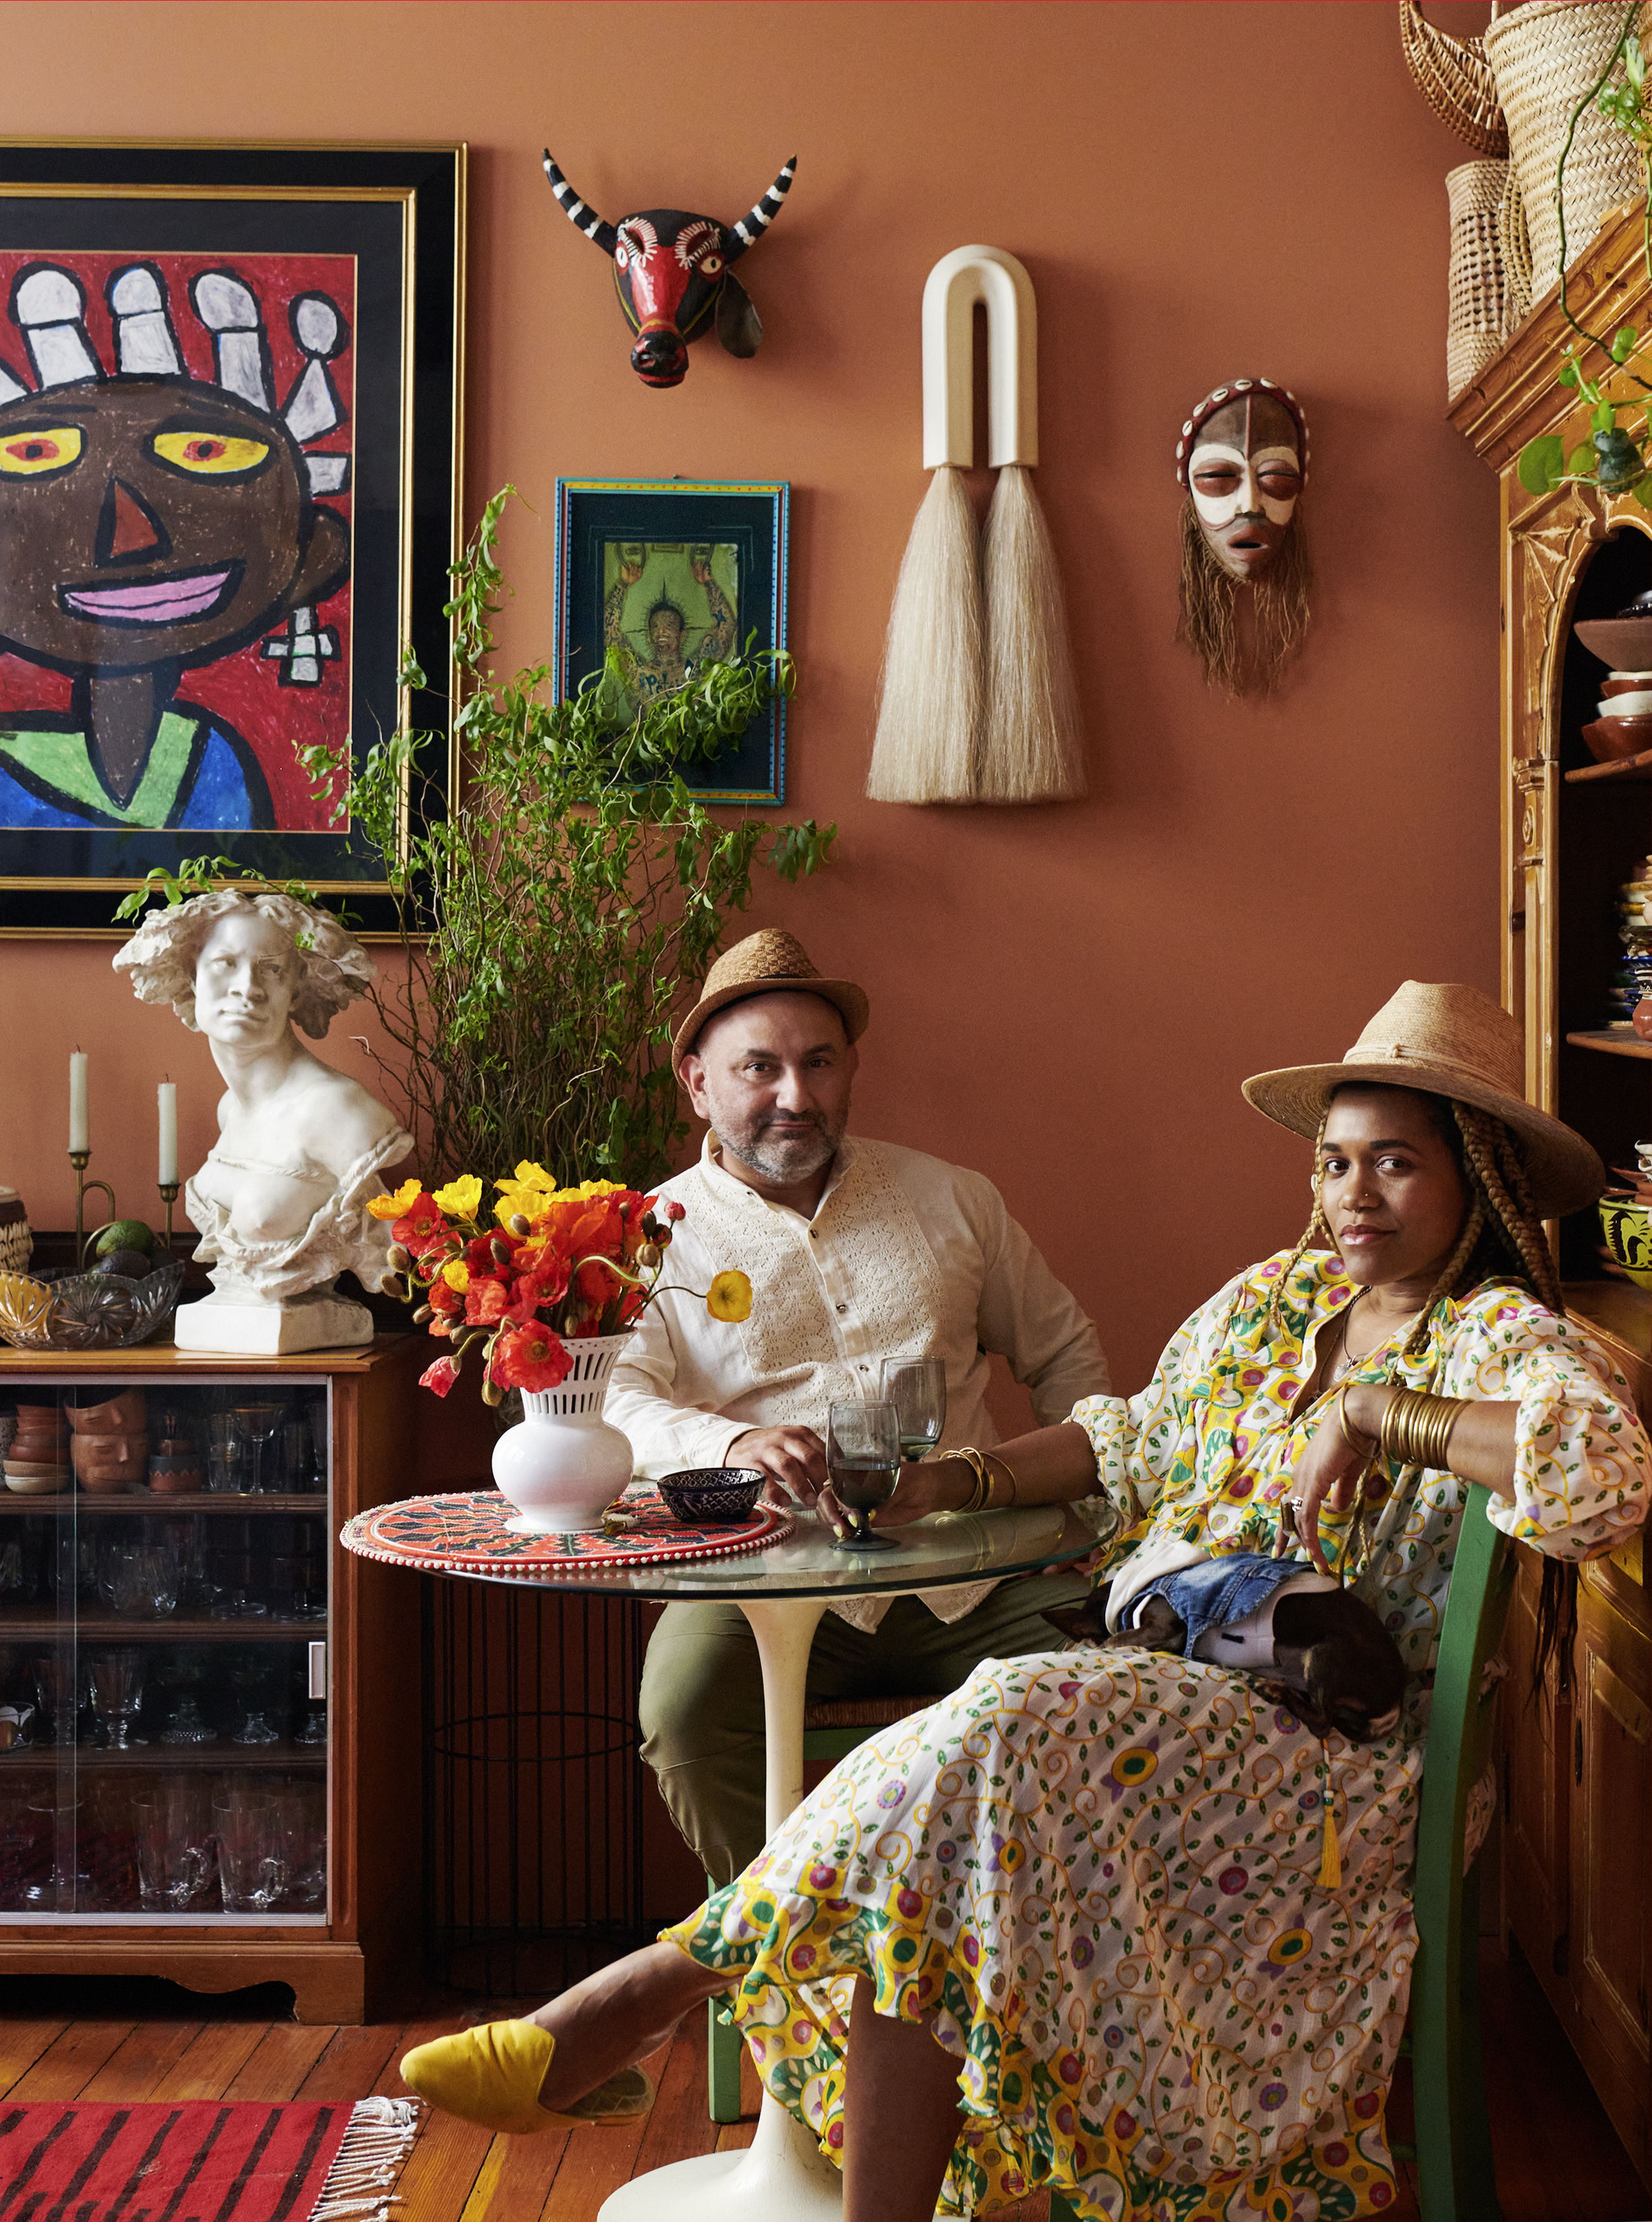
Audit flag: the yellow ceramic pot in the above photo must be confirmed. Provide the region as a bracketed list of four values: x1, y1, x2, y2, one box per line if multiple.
[1599, 1196, 1652, 1287]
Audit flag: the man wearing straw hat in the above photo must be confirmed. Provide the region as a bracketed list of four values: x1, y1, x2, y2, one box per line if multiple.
[608, 927, 1110, 1884]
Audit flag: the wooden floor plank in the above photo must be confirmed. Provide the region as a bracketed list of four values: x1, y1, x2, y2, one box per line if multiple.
[6, 2022, 135, 2100]
[459, 2125, 572, 2222]
[0, 2020, 69, 2097]
[629, 2016, 719, 2177]
[294, 2023, 402, 2102]
[539, 2040, 673, 2222]
[222, 2022, 334, 2102]
[78, 2020, 204, 2101]
[146, 2019, 269, 2102]
[381, 2107, 495, 2222]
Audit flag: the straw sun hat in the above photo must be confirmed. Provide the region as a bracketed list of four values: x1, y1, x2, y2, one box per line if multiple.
[1242, 980, 1604, 1220]
[673, 929, 870, 1061]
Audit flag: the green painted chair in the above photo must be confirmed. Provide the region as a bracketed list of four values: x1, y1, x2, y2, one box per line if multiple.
[710, 1504, 1514, 2222]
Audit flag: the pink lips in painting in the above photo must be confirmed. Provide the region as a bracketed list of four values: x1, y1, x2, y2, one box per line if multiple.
[58, 563, 241, 627]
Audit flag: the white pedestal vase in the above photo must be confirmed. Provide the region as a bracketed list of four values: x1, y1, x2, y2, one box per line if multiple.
[491, 1331, 635, 1534]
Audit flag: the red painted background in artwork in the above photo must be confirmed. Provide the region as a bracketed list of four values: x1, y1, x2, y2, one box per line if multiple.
[0, 248, 355, 831]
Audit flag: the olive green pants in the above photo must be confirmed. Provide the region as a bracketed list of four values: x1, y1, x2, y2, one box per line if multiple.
[637, 1566, 1094, 1885]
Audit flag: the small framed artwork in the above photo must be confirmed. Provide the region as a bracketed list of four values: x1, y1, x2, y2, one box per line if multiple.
[554, 477, 789, 805]
[0, 140, 465, 936]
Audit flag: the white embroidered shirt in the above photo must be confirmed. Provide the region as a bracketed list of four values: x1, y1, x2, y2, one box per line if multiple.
[606, 1133, 1110, 1629]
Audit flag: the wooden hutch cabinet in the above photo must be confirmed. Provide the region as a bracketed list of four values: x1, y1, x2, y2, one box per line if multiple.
[0, 1335, 423, 2024]
[1450, 202, 1652, 2183]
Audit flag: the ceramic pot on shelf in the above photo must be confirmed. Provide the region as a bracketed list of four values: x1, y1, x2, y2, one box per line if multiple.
[491, 1333, 635, 1534]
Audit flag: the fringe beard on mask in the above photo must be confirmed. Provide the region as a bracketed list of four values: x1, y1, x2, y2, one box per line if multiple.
[1175, 501, 1313, 700]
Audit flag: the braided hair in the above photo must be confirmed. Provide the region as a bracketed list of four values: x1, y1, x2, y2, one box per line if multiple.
[1269, 1084, 1574, 1689]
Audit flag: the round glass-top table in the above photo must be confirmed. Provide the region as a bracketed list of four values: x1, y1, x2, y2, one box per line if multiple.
[352, 1497, 1102, 2220]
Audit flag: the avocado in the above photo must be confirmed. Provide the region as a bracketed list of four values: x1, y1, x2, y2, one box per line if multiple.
[94, 1220, 155, 1259]
[94, 1248, 153, 1280]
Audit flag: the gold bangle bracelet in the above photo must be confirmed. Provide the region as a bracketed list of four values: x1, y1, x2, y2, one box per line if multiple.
[1378, 1389, 1469, 1470]
[983, 1449, 1019, 1506]
[949, 1447, 990, 1516]
[1335, 1381, 1375, 1458]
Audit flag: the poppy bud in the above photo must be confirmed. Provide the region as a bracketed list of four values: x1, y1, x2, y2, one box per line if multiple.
[637, 1241, 661, 1269]
[482, 1376, 503, 1407]
[388, 1244, 411, 1271]
[490, 1236, 513, 1267]
[665, 1201, 686, 1221]
[510, 1213, 532, 1237]
[413, 1303, 433, 1325]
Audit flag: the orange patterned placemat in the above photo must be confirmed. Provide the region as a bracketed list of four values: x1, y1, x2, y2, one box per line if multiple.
[341, 1487, 790, 1577]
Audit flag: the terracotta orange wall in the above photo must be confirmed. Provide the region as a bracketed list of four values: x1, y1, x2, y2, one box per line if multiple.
[1, 0, 1497, 1398]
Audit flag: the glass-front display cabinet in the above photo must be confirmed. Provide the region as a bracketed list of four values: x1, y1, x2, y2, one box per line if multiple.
[0, 1339, 423, 2023]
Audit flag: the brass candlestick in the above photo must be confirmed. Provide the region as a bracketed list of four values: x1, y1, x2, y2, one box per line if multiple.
[69, 1149, 117, 1269]
[158, 1181, 180, 1257]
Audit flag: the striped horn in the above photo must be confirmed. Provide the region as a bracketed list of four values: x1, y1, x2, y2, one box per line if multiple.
[542, 151, 619, 258]
[724, 157, 797, 264]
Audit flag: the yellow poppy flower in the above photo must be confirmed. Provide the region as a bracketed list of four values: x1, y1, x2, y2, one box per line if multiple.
[706, 1270, 753, 1323]
[432, 1174, 483, 1221]
[366, 1177, 421, 1222]
[441, 1260, 470, 1293]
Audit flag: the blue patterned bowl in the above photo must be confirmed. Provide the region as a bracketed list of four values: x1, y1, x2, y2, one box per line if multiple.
[658, 1467, 765, 1526]
[1600, 1197, 1652, 1288]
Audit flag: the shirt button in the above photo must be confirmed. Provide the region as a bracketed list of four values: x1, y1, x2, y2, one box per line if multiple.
[858, 1362, 868, 1372]
[835, 1303, 848, 1315]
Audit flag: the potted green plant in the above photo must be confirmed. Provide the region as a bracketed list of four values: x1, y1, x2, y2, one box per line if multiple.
[120, 488, 835, 1195]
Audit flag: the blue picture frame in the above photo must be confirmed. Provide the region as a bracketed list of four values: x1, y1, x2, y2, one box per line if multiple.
[554, 477, 789, 806]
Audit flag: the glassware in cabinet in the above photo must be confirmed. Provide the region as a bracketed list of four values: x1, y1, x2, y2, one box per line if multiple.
[0, 1372, 331, 1924]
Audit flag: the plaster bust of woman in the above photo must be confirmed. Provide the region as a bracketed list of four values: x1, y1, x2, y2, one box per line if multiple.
[114, 888, 413, 1352]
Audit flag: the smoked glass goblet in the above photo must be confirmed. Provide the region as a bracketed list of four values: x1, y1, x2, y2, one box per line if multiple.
[825, 1400, 902, 1554]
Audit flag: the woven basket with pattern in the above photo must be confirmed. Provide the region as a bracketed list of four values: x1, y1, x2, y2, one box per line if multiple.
[1485, 0, 1647, 309]
[1448, 158, 1512, 398]
[1400, 0, 1510, 157]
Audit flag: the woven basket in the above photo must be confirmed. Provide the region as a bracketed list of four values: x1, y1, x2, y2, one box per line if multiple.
[1448, 159, 1512, 397]
[1485, 0, 1646, 306]
[1400, 0, 1510, 156]
[1497, 163, 1535, 331]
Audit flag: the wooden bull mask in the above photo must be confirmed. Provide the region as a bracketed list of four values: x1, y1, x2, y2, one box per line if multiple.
[542, 152, 796, 388]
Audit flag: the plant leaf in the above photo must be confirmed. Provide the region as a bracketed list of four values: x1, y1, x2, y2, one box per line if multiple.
[1519, 435, 1566, 495]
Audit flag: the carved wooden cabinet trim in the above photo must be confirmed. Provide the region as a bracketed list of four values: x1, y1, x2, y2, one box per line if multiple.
[1453, 202, 1652, 2188]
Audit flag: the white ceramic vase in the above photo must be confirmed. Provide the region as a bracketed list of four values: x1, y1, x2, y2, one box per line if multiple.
[491, 1331, 635, 1534]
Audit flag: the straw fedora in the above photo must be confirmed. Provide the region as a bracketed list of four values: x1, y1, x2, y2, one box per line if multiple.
[1242, 980, 1604, 1219]
[672, 929, 870, 1062]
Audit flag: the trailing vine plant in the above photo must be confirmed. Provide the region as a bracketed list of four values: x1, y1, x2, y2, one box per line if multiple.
[1519, 2, 1652, 503]
[119, 487, 835, 1192]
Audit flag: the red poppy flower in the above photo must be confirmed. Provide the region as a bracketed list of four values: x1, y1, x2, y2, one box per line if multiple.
[465, 1279, 510, 1326]
[393, 1193, 449, 1259]
[577, 1257, 621, 1311]
[419, 1356, 460, 1398]
[491, 1323, 573, 1393]
[428, 1279, 464, 1320]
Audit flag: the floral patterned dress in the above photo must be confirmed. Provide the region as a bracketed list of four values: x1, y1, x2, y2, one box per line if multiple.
[663, 1251, 1652, 2221]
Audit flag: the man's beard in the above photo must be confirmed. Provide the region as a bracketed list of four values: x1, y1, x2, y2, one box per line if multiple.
[716, 1105, 844, 1187]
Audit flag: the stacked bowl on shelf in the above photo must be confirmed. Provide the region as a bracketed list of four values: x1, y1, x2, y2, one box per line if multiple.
[1611, 857, 1652, 1028]
[4, 1405, 69, 1493]
[1576, 591, 1652, 763]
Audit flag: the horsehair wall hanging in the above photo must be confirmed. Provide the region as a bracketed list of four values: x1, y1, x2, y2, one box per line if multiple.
[867, 245, 1085, 806]
[542, 150, 795, 388]
[1174, 377, 1313, 701]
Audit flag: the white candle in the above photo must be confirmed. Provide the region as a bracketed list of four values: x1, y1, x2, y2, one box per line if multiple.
[157, 1082, 177, 1186]
[68, 1051, 89, 1154]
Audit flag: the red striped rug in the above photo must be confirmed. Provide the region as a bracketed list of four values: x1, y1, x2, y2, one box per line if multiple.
[0, 2096, 421, 2221]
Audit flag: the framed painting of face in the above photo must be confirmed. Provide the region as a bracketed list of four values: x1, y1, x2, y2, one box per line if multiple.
[554, 478, 789, 804]
[0, 142, 465, 935]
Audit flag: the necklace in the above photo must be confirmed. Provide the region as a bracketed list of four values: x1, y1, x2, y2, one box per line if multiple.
[1320, 1292, 1363, 1392]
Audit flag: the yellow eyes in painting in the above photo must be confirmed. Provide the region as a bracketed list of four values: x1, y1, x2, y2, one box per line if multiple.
[0, 427, 83, 477]
[151, 430, 271, 476]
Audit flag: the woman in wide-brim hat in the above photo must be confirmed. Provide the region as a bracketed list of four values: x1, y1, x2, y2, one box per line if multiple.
[403, 983, 1651, 2222]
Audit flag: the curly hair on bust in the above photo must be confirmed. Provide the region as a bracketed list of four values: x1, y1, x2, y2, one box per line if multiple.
[1175, 501, 1313, 700]
[112, 887, 375, 1041]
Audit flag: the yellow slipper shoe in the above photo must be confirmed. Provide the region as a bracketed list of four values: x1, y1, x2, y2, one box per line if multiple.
[399, 2018, 653, 2136]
